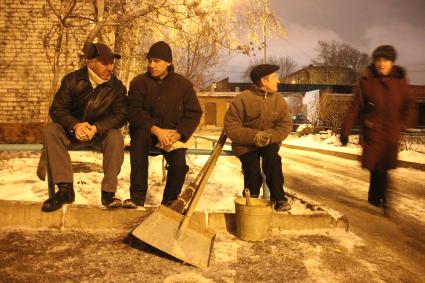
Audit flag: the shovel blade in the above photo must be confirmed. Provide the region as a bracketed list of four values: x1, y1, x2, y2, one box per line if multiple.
[132, 205, 215, 268]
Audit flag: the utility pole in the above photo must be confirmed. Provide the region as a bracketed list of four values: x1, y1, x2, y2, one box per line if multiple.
[261, 0, 270, 64]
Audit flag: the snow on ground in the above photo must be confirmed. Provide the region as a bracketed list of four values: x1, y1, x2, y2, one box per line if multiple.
[284, 131, 425, 164]
[0, 150, 311, 214]
[0, 132, 423, 215]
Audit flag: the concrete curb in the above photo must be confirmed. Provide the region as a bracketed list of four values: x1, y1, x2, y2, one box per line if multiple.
[282, 143, 425, 171]
[0, 196, 348, 232]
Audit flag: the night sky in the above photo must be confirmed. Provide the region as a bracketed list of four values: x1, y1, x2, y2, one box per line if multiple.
[216, 0, 425, 84]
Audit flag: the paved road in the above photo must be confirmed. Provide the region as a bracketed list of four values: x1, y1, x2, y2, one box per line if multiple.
[282, 147, 425, 278]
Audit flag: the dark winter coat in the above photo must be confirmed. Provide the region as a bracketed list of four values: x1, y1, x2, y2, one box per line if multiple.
[341, 65, 416, 170]
[127, 67, 202, 142]
[224, 86, 292, 156]
[49, 66, 127, 136]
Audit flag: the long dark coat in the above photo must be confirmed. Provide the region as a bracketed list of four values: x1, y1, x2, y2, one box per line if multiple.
[127, 67, 202, 142]
[341, 65, 416, 170]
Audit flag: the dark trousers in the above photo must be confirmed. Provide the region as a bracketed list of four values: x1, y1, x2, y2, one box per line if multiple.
[238, 143, 286, 201]
[130, 128, 188, 202]
[369, 169, 388, 203]
[43, 122, 124, 194]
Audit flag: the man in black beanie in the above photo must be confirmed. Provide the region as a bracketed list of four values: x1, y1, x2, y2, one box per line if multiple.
[224, 64, 292, 211]
[125, 41, 203, 208]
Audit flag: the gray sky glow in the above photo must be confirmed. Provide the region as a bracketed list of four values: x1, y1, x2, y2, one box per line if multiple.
[215, 0, 425, 84]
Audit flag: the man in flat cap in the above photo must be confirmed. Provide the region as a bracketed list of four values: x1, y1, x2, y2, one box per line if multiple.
[39, 42, 127, 212]
[224, 64, 292, 211]
[125, 41, 203, 208]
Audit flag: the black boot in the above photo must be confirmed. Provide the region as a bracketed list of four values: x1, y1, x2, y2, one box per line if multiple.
[41, 183, 74, 212]
[101, 191, 122, 208]
[274, 199, 291, 212]
[58, 183, 75, 203]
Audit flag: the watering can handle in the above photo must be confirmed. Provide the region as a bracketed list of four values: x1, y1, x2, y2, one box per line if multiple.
[244, 188, 252, 206]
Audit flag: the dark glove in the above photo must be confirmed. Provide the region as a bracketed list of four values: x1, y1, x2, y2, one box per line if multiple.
[340, 134, 348, 146]
[254, 131, 272, 147]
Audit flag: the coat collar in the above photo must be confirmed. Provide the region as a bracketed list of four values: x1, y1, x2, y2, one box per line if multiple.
[250, 84, 274, 97]
[362, 64, 406, 80]
[75, 66, 115, 88]
[145, 64, 175, 80]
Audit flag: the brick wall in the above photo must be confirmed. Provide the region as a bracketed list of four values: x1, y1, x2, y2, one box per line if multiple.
[0, 0, 53, 123]
[0, 0, 90, 125]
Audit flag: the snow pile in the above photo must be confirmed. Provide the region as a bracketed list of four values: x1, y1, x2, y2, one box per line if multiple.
[285, 133, 425, 164]
[0, 151, 320, 215]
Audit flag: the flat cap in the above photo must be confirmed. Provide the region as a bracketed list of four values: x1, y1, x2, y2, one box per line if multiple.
[250, 64, 280, 83]
[85, 43, 121, 61]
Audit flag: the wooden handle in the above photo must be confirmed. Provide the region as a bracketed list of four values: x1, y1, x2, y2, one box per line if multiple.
[244, 188, 251, 206]
[176, 130, 227, 239]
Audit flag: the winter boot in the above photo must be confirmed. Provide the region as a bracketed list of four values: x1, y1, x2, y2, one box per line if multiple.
[274, 199, 291, 212]
[101, 191, 122, 208]
[41, 183, 74, 212]
[123, 190, 146, 209]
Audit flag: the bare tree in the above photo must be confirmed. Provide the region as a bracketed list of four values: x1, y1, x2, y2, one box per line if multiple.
[41, 0, 289, 119]
[312, 40, 369, 83]
[42, 0, 77, 122]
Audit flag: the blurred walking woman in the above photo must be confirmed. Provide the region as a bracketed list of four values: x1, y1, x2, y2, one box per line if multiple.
[340, 45, 416, 207]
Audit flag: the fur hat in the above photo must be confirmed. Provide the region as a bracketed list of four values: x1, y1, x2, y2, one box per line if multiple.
[147, 41, 172, 62]
[250, 64, 280, 83]
[85, 43, 121, 61]
[372, 45, 397, 62]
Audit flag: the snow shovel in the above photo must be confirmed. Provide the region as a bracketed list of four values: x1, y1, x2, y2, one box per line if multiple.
[132, 131, 228, 268]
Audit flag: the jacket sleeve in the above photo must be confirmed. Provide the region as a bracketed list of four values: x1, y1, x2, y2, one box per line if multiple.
[49, 75, 80, 133]
[93, 84, 128, 136]
[127, 77, 157, 132]
[224, 96, 258, 145]
[265, 97, 292, 143]
[341, 81, 363, 137]
[401, 79, 417, 129]
[176, 84, 203, 142]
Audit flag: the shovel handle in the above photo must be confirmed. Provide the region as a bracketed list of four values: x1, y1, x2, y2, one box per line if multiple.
[176, 130, 227, 240]
[244, 188, 251, 206]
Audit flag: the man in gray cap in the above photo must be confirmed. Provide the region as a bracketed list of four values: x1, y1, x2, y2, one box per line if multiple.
[40, 42, 127, 212]
[125, 41, 202, 208]
[224, 64, 292, 211]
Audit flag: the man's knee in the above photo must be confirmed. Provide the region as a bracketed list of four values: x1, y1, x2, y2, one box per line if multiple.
[262, 144, 281, 160]
[167, 150, 187, 168]
[44, 123, 65, 138]
[104, 129, 124, 148]
[130, 128, 151, 145]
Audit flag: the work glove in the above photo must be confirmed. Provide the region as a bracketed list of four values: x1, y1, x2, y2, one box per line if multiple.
[253, 131, 272, 147]
[340, 134, 348, 146]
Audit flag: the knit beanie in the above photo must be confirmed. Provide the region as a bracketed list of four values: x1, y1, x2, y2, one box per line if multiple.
[372, 45, 397, 62]
[147, 41, 172, 62]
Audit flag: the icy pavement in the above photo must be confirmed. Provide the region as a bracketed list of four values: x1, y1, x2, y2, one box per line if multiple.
[0, 227, 422, 282]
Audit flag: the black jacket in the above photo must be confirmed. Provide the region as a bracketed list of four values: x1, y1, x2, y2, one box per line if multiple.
[127, 67, 202, 142]
[49, 66, 127, 136]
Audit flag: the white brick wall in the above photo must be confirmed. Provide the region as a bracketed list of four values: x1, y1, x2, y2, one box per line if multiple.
[0, 0, 90, 123]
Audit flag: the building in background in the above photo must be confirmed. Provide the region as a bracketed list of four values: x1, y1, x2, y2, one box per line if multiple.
[282, 64, 356, 85]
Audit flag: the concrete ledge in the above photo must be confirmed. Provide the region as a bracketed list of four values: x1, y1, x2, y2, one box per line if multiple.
[63, 205, 152, 230]
[0, 200, 63, 229]
[0, 197, 348, 232]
